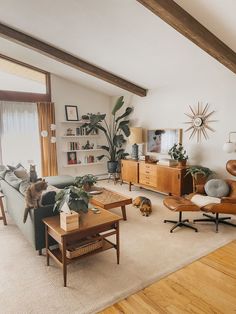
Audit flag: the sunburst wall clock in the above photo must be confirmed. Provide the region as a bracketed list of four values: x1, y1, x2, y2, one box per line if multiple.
[184, 102, 217, 142]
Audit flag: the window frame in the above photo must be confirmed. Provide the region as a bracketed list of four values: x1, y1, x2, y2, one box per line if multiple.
[0, 54, 51, 102]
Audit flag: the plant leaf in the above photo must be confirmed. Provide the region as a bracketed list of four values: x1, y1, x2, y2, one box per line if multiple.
[115, 107, 133, 123]
[112, 96, 124, 116]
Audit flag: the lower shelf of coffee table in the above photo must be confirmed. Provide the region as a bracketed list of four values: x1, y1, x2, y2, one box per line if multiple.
[48, 239, 114, 265]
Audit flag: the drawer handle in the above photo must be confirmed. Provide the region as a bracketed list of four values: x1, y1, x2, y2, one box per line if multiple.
[145, 171, 150, 174]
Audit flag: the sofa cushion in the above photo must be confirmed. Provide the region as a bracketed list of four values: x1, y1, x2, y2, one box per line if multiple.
[0, 165, 7, 179]
[41, 191, 57, 206]
[44, 175, 74, 189]
[204, 179, 229, 198]
[5, 171, 22, 190]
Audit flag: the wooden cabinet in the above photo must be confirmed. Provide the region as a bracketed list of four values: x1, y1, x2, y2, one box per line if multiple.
[121, 160, 139, 191]
[121, 160, 192, 196]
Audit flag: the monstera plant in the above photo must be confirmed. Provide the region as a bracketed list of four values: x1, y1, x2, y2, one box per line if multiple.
[84, 96, 133, 173]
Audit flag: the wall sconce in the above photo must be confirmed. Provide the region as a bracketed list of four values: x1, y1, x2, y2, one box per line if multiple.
[41, 124, 57, 143]
[223, 132, 236, 153]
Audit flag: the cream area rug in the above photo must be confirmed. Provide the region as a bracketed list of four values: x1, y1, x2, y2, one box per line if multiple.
[1, 182, 236, 314]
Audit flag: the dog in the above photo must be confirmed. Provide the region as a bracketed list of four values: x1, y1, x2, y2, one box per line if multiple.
[133, 196, 152, 217]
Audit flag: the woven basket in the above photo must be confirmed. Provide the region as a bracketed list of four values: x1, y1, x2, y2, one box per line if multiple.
[66, 239, 103, 259]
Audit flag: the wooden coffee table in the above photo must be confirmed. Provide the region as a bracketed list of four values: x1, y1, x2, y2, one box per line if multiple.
[43, 209, 121, 287]
[90, 188, 132, 221]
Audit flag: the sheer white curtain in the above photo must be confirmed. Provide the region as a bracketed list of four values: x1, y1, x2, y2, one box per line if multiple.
[0, 101, 41, 173]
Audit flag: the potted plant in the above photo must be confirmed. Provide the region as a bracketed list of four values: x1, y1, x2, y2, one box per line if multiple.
[53, 185, 90, 214]
[168, 143, 188, 166]
[186, 165, 213, 191]
[84, 96, 133, 173]
[74, 174, 97, 191]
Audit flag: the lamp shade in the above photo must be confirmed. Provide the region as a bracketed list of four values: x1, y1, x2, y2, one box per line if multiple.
[223, 142, 235, 153]
[129, 127, 143, 144]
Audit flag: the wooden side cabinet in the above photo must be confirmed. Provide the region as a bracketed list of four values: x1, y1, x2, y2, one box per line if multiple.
[121, 159, 139, 191]
[121, 160, 192, 196]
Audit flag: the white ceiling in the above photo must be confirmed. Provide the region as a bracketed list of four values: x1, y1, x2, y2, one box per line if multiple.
[0, 0, 235, 96]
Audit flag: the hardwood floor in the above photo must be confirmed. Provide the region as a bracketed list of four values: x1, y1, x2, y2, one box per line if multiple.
[100, 240, 236, 314]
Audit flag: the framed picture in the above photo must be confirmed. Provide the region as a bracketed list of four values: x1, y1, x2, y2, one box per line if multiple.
[67, 151, 77, 165]
[65, 105, 79, 121]
[147, 129, 182, 154]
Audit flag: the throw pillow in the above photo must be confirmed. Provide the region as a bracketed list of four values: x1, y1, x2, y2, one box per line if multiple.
[204, 179, 229, 198]
[19, 180, 31, 195]
[14, 166, 29, 180]
[5, 171, 22, 190]
[7, 163, 29, 180]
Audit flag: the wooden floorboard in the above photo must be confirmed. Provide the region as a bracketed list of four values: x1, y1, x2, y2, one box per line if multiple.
[99, 240, 236, 314]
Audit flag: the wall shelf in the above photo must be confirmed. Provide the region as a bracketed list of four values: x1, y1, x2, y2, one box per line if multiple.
[61, 135, 99, 139]
[60, 120, 89, 124]
[63, 161, 105, 168]
[62, 149, 103, 153]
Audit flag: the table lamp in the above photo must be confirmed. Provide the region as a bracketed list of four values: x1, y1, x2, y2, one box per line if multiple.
[129, 127, 143, 160]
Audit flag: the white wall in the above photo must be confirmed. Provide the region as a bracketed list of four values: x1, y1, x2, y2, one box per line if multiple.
[51, 75, 111, 176]
[120, 64, 236, 179]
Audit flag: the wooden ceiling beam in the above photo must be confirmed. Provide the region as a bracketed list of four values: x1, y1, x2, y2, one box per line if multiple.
[137, 0, 236, 74]
[0, 22, 147, 97]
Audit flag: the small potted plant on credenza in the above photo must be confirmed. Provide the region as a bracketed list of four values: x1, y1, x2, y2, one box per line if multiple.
[168, 143, 188, 167]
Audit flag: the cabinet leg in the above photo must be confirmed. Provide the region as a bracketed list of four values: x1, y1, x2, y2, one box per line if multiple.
[129, 182, 132, 191]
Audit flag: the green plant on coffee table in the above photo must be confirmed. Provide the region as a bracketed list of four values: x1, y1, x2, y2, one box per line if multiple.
[186, 166, 213, 180]
[74, 174, 97, 191]
[168, 143, 188, 161]
[53, 186, 90, 214]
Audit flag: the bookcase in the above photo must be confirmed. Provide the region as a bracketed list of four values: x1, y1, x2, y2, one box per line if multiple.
[60, 121, 105, 168]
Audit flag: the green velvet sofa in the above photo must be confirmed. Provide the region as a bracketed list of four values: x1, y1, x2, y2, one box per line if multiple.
[1, 175, 74, 254]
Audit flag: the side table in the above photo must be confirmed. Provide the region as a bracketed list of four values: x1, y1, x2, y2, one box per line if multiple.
[43, 209, 121, 287]
[0, 193, 7, 225]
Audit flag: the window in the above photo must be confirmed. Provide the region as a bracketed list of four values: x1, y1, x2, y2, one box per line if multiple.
[0, 101, 41, 174]
[0, 54, 51, 102]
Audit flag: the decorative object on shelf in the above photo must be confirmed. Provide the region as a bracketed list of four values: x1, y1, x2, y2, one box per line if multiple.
[82, 140, 94, 150]
[66, 128, 75, 136]
[186, 165, 213, 192]
[129, 127, 143, 160]
[168, 143, 188, 166]
[223, 132, 236, 153]
[65, 105, 79, 121]
[67, 151, 77, 165]
[74, 174, 97, 191]
[147, 129, 182, 154]
[83, 96, 133, 173]
[41, 123, 57, 143]
[184, 102, 217, 142]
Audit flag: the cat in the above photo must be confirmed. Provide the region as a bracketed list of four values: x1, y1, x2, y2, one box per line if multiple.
[23, 179, 48, 223]
[133, 196, 152, 217]
[29, 164, 38, 183]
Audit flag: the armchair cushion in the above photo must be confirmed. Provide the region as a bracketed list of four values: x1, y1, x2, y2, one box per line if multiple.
[204, 179, 229, 198]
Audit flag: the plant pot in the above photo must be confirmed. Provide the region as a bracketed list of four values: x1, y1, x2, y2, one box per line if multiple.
[192, 174, 208, 192]
[178, 160, 187, 167]
[83, 183, 92, 192]
[107, 161, 118, 173]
